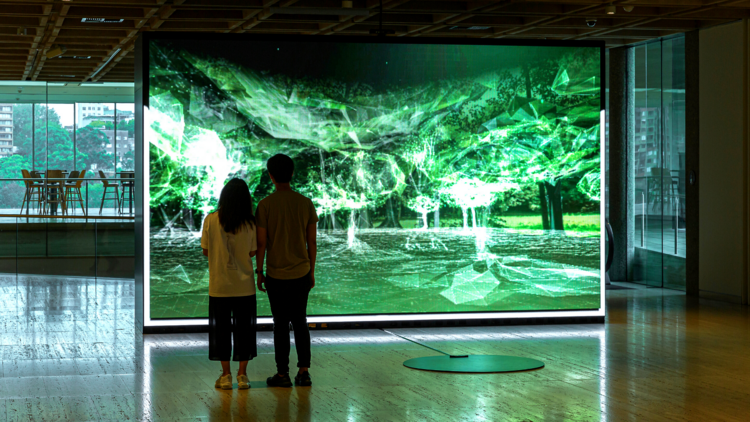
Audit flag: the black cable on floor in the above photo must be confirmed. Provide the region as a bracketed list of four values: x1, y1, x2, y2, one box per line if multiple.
[380, 328, 468, 358]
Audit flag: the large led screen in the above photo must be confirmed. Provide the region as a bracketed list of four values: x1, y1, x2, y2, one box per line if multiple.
[144, 36, 604, 323]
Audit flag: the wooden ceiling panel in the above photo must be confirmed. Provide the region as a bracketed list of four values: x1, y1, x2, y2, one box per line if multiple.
[156, 20, 232, 30]
[0, 0, 741, 82]
[254, 22, 330, 31]
[168, 9, 247, 20]
[0, 17, 45, 27]
[65, 6, 147, 19]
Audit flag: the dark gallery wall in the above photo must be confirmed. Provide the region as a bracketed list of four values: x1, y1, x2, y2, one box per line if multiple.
[697, 21, 749, 304]
[134, 34, 146, 333]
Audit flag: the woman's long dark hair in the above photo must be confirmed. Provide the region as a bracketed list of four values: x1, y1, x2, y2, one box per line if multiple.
[217, 178, 255, 234]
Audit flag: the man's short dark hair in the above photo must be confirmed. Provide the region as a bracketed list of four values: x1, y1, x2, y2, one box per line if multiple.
[267, 154, 294, 183]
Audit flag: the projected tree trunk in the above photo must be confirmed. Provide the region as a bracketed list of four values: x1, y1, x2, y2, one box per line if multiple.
[538, 183, 551, 230]
[377, 196, 403, 228]
[544, 180, 564, 230]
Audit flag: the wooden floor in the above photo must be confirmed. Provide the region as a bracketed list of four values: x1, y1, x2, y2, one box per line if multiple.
[0, 275, 748, 421]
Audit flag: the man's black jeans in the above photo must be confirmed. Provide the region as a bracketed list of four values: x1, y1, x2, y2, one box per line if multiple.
[266, 272, 312, 374]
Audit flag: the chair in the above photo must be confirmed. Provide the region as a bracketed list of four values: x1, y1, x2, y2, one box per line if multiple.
[99, 170, 120, 215]
[66, 170, 80, 185]
[64, 170, 86, 215]
[45, 170, 66, 215]
[19, 169, 44, 214]
[119, 171, 135, 215]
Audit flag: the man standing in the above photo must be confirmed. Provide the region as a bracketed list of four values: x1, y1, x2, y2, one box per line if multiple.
[256, 153, 318, 388]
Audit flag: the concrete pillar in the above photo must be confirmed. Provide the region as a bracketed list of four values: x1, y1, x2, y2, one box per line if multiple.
[608, 47, 635, 282]
[685, 30, 699, 296]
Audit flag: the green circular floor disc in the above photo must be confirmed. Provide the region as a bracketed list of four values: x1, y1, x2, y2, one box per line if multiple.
[403, 355, 544, 373]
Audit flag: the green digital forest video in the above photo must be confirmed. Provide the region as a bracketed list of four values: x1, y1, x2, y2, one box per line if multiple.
[147, 39, 602, 319]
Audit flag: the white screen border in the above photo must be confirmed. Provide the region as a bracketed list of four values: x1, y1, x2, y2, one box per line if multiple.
[141, 46, 607, 328]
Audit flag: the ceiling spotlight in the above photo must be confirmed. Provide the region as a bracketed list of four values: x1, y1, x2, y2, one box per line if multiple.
[623, 5, 634, 12]
[605, 4, 616, 14]
[46, 45, 67, 59]
[16, 27, 27, 36]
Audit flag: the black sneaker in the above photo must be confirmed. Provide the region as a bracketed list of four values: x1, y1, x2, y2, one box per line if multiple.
[266, 373, 292, 388]
[295, 371, 312, 386]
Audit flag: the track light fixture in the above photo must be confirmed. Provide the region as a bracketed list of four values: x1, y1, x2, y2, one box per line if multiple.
[46, 44, 67, 59]
[605, 4, 616, 14]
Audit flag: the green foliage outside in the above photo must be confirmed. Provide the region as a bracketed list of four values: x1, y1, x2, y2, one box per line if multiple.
[0, 105, 133, 210]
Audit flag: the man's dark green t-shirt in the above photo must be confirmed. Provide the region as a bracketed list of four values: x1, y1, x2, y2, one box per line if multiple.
[256, 190, 319, 280]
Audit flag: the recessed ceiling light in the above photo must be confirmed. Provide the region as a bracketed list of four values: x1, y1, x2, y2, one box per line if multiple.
[81, 18, 124, 23]
[449, 26, 490, 30]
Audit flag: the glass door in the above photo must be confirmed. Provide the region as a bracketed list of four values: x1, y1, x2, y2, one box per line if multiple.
[661, 37, 686, 290]
[633, 41, 663, 286]
[629, 36, 686, 290]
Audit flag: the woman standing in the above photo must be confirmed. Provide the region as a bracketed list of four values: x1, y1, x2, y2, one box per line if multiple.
[201, 178, 258, 390]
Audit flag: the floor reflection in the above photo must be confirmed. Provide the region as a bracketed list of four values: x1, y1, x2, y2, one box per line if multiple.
[2, 275, 750, 421]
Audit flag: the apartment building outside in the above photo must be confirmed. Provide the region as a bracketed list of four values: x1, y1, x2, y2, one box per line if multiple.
[76, 103, 134, 127]
[0, 104, 12, 157]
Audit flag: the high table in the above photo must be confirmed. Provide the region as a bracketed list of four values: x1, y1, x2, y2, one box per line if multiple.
[37, 171, 69, 215]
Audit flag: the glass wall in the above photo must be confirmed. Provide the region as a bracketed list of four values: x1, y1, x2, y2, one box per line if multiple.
[661, 37, 687, 290]
[0, 81, 135, 279]
[630, 36, 686, 289]
[116, 103, 135, 172]
[0, 85, 133, 213]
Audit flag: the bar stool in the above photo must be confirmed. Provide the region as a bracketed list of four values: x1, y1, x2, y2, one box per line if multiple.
[99, 170, 120, 215]
[119, 171, 135, 215]
[64, 170, 87, 215]
[20, 169, 44, 214]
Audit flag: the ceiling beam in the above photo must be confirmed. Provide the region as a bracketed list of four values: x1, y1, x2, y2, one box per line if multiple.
[30, 3, 70, 81]
[21, 3, 51, 81]
[227, 0, 297, 33]
[399, 1, 510, 37]
[312, 0, 411, 36]
[85, 1, 168, 82]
